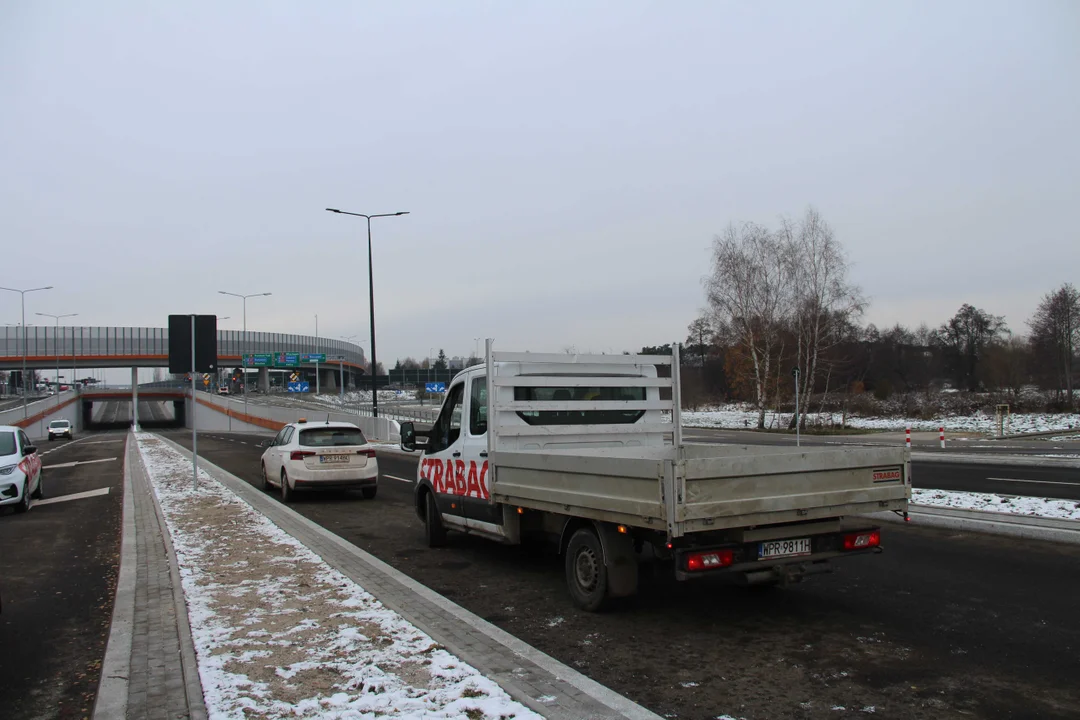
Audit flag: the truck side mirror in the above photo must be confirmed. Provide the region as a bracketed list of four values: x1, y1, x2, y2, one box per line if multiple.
[400, 422, 417, 452]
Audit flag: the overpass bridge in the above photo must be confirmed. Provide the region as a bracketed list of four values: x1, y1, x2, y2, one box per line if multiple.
[0, 325, 368, 391]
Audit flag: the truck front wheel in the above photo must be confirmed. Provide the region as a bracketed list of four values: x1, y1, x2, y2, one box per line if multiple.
[566, 528, 610, 612]
[424, 493, 447, 548]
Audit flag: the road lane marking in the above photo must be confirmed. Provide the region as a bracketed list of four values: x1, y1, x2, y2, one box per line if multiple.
[986, 477, 1080, 487]
[32, 487, 111, 506]
[82, 440, 123, 445]
[43, 457, 118, 470]
[383, 474, 414, 484]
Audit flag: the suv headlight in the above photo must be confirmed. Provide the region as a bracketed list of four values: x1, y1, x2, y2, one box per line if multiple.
[0, 464, 16, 475]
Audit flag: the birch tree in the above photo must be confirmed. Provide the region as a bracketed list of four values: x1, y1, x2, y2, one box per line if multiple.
[705, 223, 793, 428]
[1028, 283, 1080, 406]
[783, 208, 866, 428]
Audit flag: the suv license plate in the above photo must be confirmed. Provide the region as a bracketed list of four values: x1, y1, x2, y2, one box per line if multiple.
[759, 538, 812, 560]
[319, 454, 349, 464]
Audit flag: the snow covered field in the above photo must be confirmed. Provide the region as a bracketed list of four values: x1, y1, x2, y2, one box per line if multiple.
[136, 434, 540, 720]
[683, 405, 1080, 435]
[911, 488, 1080, 521]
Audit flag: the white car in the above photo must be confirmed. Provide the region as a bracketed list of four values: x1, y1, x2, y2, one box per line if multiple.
[47, 419, 73, 441]
[259, 420, 378, 502]
[0, 425, 43, 514]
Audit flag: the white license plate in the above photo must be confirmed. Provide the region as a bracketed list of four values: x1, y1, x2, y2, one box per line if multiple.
[319, 454, 349, 464]
[759, 538, 812, 559]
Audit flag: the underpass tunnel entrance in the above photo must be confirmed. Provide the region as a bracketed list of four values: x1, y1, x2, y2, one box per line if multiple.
[83, 399, 185, 430]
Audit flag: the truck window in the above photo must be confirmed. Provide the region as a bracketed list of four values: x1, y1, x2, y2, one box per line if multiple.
[469, 377, 487, 436]
[513, 385, 646, 426]
[427, 382, 465, 453]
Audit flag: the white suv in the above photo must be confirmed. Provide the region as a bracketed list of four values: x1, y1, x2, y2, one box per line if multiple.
[1, 426, 43, 513]
[259, 420, 378, 502]
[47, 419, 73, 441]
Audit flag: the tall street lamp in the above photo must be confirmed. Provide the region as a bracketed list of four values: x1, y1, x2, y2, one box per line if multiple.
[36, 312, 77, 404]
[1, 285, 53, 417]
[325, 208, 409, 418]
[218, 291, 272, 421]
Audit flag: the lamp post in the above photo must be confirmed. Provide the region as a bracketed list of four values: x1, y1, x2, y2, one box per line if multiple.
[1, 285, 53, 417]
[35, 311, 77, 405]
[325, 208, 409, 418]
[218, 291, 272, 422]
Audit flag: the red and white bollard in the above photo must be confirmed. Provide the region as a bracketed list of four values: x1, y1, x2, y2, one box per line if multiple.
[940, 426, 945, 449]
[905, 426, 911, 450]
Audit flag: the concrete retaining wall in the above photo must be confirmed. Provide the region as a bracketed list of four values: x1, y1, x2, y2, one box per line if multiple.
[189, 393, 400, 442]
[0, 392, 82, 439]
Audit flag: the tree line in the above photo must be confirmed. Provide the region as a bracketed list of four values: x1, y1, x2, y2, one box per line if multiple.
[677, 207, 1078, 426]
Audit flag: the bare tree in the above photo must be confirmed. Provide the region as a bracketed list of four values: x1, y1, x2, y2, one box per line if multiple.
[1028, 283, 1080, 406]
[933, 304, 1007, 391]
[782, 207, 866, 428]
[705, 222, 793, 428]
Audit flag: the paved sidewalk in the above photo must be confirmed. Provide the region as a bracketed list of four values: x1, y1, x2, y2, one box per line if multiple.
[155, 434, 662, 720]
[93, 434, 206, 720]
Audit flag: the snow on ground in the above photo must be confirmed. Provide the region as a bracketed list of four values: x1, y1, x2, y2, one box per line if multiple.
[683, 405, 1080, 435]
[911, 488, 1080, 521]
[136, 434, 541, 720]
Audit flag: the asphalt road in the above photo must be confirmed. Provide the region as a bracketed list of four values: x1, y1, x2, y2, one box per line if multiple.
[0, 431, 125, 720]
[167, 430, 1080, 720]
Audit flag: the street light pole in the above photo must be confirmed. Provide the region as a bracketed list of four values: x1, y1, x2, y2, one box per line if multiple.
[35, 312, 77, 406]
[219, 291, 271, 424]
[325, 208, 409, 419]
[1, 285, 53, 417]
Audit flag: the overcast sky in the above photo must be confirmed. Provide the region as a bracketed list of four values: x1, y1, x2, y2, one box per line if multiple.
[2, 1, 1077, 366]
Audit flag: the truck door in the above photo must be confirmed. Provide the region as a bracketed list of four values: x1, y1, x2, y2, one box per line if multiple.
[420, 379, 467, 529]
[461, 374, 499, 532]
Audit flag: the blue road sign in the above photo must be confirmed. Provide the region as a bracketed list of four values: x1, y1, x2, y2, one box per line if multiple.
[287, 381, 310, 393]
[425, 382, 447, 393]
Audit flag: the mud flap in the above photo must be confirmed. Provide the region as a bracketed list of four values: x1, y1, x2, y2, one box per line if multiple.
[596, 523, 639, 598]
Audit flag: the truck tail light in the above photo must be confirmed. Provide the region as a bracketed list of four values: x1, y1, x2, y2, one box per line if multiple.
[842, 530, 880, 550]
[685, 549, 734, 572]
[290, 450, 316, 461]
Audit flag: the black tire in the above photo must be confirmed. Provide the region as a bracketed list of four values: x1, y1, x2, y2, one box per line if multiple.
[260, 464, 270, 491]
[32, 473, 43, 500]
[362, 487, 377, 500]
[423, 492, 447, 547]
[280, 470, 293, 503]
[565, 528, 610, 612]
[14, 482, 31, 514]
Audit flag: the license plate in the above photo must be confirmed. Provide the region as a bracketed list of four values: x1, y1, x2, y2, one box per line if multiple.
[759, 538, 812, 559]
[319, 454, 349, 464]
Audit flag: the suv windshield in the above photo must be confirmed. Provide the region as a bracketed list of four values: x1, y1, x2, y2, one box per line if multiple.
[299, 427, 366, 447]
[0, 432, 16, 456]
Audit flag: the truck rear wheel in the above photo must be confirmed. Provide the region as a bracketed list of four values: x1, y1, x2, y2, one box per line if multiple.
[424, 493, 447, 548]
[566, 528, 610, 612]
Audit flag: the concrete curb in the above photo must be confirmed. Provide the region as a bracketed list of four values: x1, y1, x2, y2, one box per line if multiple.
[155, 433, 664, 720]
[132, 433, 208, 720]
[910, 452, 1080, 468]
[91, 434, 138, 720]
[869, 505, 1080, 545]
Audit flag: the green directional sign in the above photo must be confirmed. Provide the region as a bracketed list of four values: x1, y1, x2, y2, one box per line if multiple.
[301, 353, 326, 363]
[243, 353, 272, 367]
[275, 352, 300, 367]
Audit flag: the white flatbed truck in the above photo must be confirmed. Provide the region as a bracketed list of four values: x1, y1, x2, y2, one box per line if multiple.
[399, 341, 909, 611]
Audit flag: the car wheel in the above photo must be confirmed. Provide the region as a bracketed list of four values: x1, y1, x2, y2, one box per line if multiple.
[565, 527, 610, 612]
[32, 473, 44, 500]
[362, 487, 377, 500]
[260, 464, 270, 491]
[14, 482, 31, 514]
[280, 470, 293, 503]
[423, 492, 446, 547]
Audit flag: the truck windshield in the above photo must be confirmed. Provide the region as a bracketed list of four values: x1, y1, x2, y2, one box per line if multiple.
[514, 386, 646, 426]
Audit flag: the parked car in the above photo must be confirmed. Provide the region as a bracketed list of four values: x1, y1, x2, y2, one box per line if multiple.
[259, 420, 378, 502]
[47, 419, 73, 441]
[0, 425, 43, 513]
